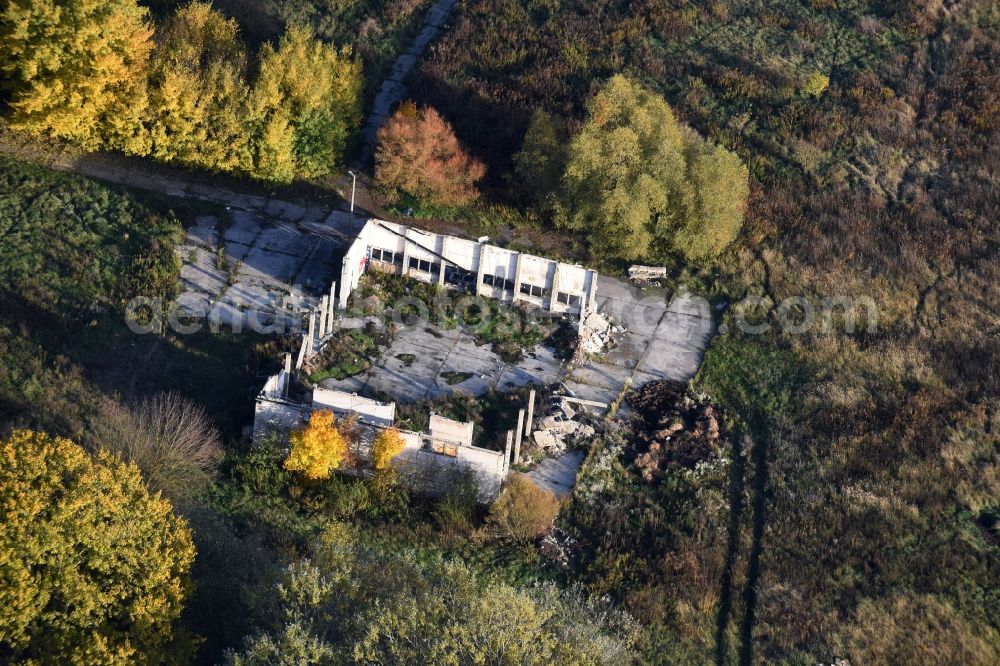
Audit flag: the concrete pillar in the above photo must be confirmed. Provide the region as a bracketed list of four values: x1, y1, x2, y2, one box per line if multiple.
[475, 243, 487, 296]
[514, 408, 524, 463]
[586, 271, 599, 318]
[282, 353, 292, 397]
[525, 389, 535, 438]
[512, 252, 524, 304]
[306, 310, 316, 357]
[504, 430, 514, 470]
[438, 236, 447, 285]
[550, 264, 562, 313]
[401, 228, 411, 278]
[329, 281, 337, 325]
[318, 297, 328, 338]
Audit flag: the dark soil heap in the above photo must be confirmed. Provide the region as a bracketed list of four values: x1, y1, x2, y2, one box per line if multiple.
[625, 380, 724, 481]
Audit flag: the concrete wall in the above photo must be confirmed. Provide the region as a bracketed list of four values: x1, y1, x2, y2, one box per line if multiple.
[312, 388, 395, 426]
[252, 397, 308, 445]
[250, 376, 509, 500]
[338, 220, 374, 308]
[360, 219, 597, 317]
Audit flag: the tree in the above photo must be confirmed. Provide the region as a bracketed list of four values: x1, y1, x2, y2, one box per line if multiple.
[0, 0, 153, 152]
[90, 392, 222, 504]
[146, 1, 250, 171]
[284, 410, 349, 480]
[513, 109, 567, 207]
[0, 429, 195, 664]
[485, 474, 560, 542]
[375, 104, 486, 207]
[247, 25, 362, 182]
[370, 427, 405, 470]
[674, 136, 750, 260]
[557, 75, 747, 262]
[226, 523, 637, 665]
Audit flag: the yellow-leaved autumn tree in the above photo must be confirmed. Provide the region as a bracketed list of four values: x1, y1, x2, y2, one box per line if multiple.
[370, 427, 405, 470]
[146, 1, 250, 172]
[284, 409, 349, 480]
[0, 0, 153, 152]
[0, 430, 195, 664]
[247, 25, 362, 183]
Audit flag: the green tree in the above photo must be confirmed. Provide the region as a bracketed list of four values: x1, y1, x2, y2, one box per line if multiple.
[226, 523, 637, 665]
[0, 0, 153, 152]
[512, 109, 567, 207]
[557, 75, 747, 262]
[0, 429, 195, 664]
[674, 137, 750, 260]
[146, 1, 250, 171]
[248, 25, 362, 182]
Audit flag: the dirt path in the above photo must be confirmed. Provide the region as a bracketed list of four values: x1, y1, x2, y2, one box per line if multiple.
[356, 0, 458, 165]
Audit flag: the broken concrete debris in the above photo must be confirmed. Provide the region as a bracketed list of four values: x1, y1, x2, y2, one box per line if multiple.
[578, 310, 616, 356]
[529, 395, 600, 455]
[627, 264, 668, 285]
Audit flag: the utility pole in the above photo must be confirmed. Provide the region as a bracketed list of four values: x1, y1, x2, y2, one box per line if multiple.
[347, 170, 357, 230]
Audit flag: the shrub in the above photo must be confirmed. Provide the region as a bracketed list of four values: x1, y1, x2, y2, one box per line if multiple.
[284, 410, 350, 480]
[803, 71, 830, 97]
[485, 474, 560, 542]
[375, 103, 486, 207]
[90, 392, 222, 503]
[0, 429, 195, 663]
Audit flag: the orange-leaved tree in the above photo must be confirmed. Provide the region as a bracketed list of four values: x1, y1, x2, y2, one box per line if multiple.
[375, 103, 486, 207]
[284, 409, 349, 480]
[371, 427, 405, 471]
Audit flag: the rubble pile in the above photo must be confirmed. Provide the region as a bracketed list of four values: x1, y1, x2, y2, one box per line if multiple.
[531, 397, 597, 454]
[625, 380, 723, 482]
[576, 311, 625, 358]
[538, 526, 580, 569]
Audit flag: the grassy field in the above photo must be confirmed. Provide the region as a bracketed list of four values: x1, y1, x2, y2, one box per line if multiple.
[0, 156, 278, 438]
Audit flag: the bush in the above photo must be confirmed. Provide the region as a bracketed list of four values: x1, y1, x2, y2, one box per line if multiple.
[485, 474, 560, 542]
[90, 392, 223, 503]
[0, 429, 195, 663]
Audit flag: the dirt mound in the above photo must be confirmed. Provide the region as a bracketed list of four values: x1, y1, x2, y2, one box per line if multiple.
[625, 380, 723, 481]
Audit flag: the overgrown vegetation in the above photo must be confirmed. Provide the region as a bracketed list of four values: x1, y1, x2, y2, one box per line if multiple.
[353, 270, 557, 362]
[307, 321, 388, 382]
[409, 0, 1000, 662]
